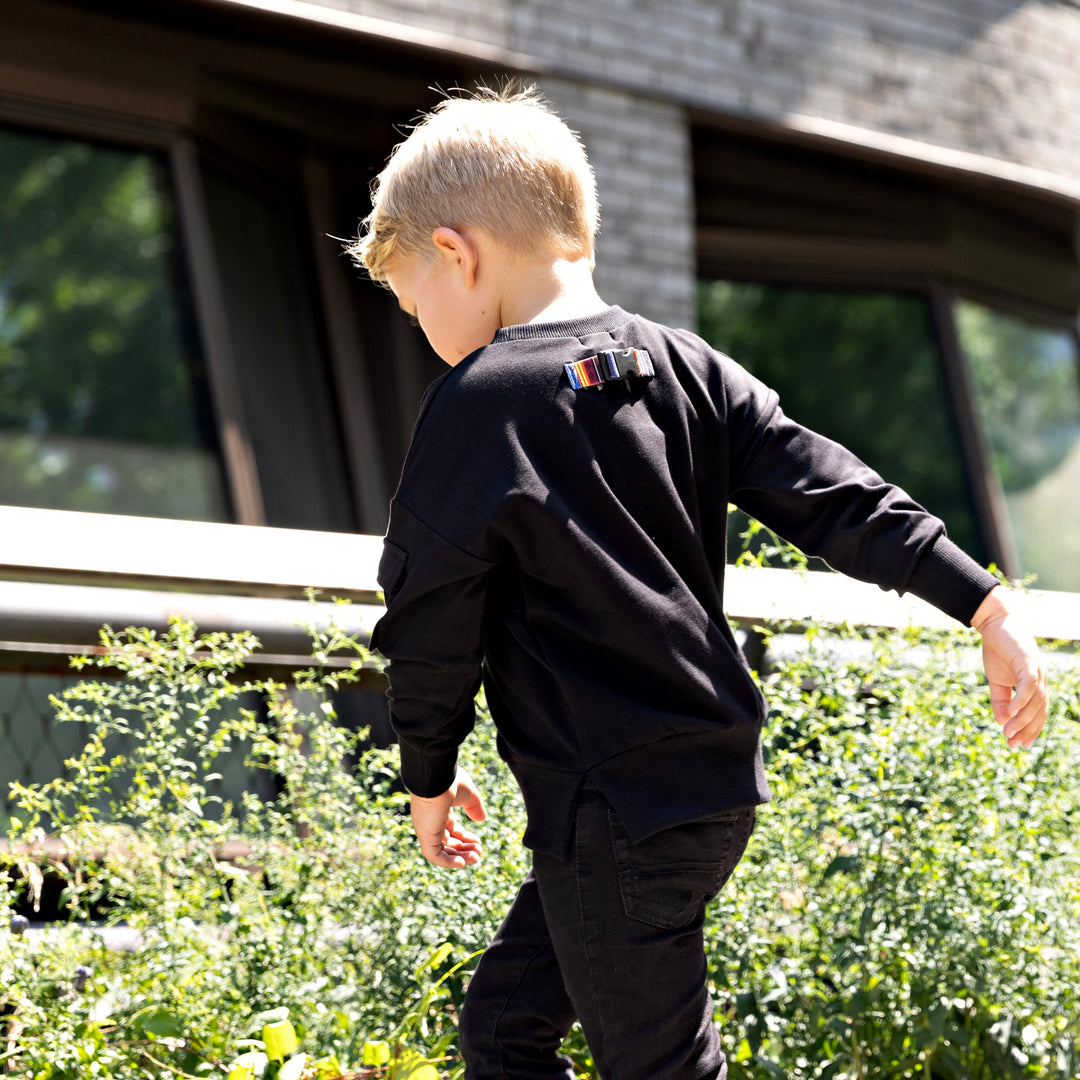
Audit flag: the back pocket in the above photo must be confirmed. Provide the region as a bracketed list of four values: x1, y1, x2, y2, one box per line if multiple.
[610, 808, 755, 931]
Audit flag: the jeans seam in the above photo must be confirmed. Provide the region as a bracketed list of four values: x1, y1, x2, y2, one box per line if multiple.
[572, 800, 614, 1078]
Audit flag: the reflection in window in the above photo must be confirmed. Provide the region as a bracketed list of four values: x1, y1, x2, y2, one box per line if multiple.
[0, 126, 227, 520]
[698, 282, 984, 566]
[956, 300, 1080, 591]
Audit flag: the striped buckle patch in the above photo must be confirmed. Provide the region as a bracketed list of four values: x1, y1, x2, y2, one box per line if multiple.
[565, 348, 654, 390]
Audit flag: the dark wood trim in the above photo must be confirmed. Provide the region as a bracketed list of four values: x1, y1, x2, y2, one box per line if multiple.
[693, 119, 1080, 316]
[689, 104, 1080, 220]
[929, 285, 1019, 576]
[302, 154, 391, 534]
[697, 227, 953, 274]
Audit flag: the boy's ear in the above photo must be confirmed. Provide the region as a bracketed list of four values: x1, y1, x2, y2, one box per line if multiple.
[431, 226, 478, 288]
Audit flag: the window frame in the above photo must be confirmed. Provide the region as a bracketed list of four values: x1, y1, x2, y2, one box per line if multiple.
[945, 285, 1080, 587]
[697, 262, 1080, 579]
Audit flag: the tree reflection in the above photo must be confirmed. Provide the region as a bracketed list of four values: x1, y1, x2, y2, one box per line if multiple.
[956, 299, 1080, 591]
[0, 127, 226, 519]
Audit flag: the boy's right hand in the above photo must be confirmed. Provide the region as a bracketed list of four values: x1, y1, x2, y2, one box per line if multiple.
[410, 766, 487, 869]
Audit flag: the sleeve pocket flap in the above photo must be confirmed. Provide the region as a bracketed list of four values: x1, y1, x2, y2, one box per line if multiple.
[377, 541, 408, 603]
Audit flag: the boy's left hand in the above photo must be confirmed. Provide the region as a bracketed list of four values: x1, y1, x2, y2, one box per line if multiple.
[971, 586, 1048, 749]
[410, 766, 487, 869]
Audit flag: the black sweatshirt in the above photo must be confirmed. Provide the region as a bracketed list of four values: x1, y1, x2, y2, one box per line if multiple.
[371, 306, 998, 856]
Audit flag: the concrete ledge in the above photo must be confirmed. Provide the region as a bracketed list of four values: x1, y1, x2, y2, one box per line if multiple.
[0, 505, 382, 599]
[725, 565, 1080, 643]
[1, 506, 1076, 660]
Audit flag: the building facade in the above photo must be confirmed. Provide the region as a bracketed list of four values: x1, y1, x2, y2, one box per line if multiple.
[1, 0, 1079, 800]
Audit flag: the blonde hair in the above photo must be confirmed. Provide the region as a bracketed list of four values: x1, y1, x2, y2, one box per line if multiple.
[350, 86, 599, 281]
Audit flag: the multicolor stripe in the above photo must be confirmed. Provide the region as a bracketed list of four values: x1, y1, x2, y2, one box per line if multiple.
[564, 356, 603, 389]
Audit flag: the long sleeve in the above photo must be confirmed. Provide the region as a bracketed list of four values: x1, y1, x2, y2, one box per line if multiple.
[724, 366, 997, 622]
[370, 498, 495, 796]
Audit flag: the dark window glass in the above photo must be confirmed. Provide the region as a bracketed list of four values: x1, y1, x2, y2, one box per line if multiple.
[955, 300, 1080, 592]
[0, 126, 228, 520]
[201, 164, 354, 533]
[698, 282, 984, 565]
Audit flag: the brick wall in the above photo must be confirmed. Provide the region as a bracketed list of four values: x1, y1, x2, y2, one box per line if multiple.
[538, 79, 697, 328]
[297, 0, 1080, 326]
[312, 0, 1080, 182]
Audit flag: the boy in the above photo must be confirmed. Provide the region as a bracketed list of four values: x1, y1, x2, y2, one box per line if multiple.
[350, 87, 1047, 1080]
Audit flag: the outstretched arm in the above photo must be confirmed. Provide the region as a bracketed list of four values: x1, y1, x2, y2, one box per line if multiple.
[971, 585, 1048, 749]
[410, 766, 488, 869]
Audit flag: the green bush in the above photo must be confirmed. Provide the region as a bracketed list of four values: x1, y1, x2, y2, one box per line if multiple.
[711, 624, 1080, 1079]
[0, 612, 530, 1079]
[1, 604, 1077, 1078]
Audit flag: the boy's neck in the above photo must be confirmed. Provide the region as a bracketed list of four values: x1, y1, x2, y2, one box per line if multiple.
[497, 253, 608, 329]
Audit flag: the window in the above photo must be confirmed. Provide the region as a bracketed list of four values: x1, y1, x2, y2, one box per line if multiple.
[0, 125, 227, 521]
[0, 1, 468, 537]
[0, 120, 387, 533]
[955, 300, 1080, 592]
[199, 161, 353, 533]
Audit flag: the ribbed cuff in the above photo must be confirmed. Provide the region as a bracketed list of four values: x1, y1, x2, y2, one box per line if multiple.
[904, 536, 999, 626]
[397, 737, 459, 798]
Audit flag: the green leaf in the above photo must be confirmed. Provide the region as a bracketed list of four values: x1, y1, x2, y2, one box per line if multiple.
[313, 1055, 343, 1079]
[393, 1047, 439, 1080]
[756, 1058, 787, 1079]
[821, 854, 859, 879]
[262, 1019, 299, 1062]
[132, 1006, 186, 1038]
[735, 991, 758, 1020]
[362, 1040, 391, 1066]
[247, 1007, 290, 1035]
[414, 941, 453, 979]
[227, 1051, 268, 1079]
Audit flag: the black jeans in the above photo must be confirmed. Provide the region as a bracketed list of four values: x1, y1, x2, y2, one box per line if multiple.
[460, 789, 755, 1080]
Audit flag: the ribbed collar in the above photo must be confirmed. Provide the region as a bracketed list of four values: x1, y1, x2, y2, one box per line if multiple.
[492, 306, 629, 342]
